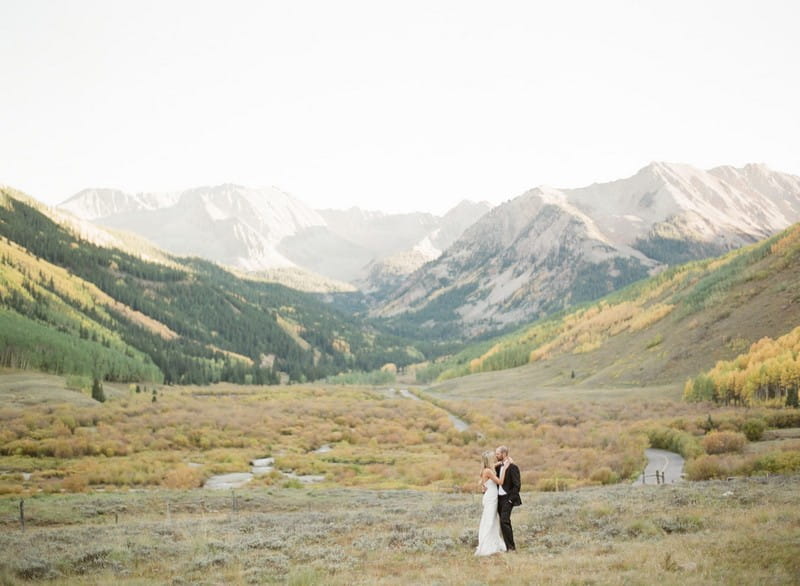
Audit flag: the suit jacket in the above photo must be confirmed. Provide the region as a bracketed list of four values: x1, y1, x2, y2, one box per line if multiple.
[496, 462, 522, 506]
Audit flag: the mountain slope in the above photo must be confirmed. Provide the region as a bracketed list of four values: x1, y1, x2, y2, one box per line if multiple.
[424, 222, 800, 390]
[354, 200, 493, 297]
[1, 187, 426, 384]
[377, 163, 800, 337]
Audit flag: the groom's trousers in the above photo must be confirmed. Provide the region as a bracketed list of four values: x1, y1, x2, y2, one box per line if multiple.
[497, 495, 516, 550]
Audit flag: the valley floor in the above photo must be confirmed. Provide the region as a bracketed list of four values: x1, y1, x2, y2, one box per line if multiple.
[1, 474, 798, 585]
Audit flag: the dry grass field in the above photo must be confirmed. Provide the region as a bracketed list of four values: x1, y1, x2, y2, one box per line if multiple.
[0, 477, 798, 585]
[1, 370, 799, 584]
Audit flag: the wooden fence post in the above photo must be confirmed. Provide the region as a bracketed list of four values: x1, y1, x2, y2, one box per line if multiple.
[19, 498, 24, 531]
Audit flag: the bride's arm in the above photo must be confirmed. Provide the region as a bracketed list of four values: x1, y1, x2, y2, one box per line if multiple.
[498, 462, 510, 485]
[488, 463, 509, 485]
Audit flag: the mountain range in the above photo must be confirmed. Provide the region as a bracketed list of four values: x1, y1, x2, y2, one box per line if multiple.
[58, 185, 491, 289]
[375, 162, 800, 336]
[3, 160, 800, 386]
[56, 162, 800, 338]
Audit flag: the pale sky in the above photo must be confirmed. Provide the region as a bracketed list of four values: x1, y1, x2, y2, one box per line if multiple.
[1, 1, 798, 215]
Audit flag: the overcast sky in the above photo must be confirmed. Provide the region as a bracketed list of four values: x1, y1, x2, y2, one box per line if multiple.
[1, 1, 798, 214]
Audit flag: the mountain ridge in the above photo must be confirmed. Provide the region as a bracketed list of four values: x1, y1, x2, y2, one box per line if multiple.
[375, 162, 800, 336]
[57, 184, 491, 287]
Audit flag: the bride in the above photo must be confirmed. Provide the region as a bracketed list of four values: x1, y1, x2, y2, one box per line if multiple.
[475, 450, 511, 556]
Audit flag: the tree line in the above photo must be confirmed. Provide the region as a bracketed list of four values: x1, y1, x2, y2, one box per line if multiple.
[684, 328, 800, 407]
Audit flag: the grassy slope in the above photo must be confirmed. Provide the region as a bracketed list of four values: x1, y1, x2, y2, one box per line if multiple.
[0, 371, 101, 408]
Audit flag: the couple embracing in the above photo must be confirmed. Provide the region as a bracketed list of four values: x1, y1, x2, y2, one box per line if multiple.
[475, 445, 522, 556]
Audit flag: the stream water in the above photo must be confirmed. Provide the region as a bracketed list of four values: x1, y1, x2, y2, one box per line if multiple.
[204, 453, 326, 490]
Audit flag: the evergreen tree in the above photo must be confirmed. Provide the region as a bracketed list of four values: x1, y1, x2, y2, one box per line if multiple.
[91, 378, 106, 403]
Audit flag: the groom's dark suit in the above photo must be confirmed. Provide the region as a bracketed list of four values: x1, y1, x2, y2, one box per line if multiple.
[496, 461, 522, 550]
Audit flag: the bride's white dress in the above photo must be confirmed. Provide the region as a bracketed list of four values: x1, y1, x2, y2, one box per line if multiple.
[475, 478, 507, 556]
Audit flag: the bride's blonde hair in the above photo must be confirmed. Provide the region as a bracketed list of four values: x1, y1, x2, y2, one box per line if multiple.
[481, 450, 494, 469]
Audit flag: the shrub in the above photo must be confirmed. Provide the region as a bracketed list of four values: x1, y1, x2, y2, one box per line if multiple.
[589, 466, 619, 485]
[646, 426, 703, 458]
[702, 431, 746, 454]
[753, 451, 800, 474]
[163, 465, 204, 489]
[0, 479, 23, 494]
[656, 515, 704, 534]
[12, 558, 58, 581]
[684, 454, 728, 480]
[625, 518, 661, 538]
[536, 476, 572, 492]
[765, 410, 800, 429]
[61, 474, 88, 492]
[740, 418, 766, 441]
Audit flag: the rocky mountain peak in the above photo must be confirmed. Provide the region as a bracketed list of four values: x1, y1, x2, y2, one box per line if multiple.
[373, 162, 800, 336]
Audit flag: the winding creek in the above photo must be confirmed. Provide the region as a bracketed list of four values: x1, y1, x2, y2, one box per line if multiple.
[204, 454, 327, 490]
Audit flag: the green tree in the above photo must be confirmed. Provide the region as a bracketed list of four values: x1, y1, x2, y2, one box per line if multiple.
[91, 378, 106, 403]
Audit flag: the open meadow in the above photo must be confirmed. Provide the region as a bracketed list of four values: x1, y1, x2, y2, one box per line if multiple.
[0, 477, 797, 585]
[1, 371, 799, 584]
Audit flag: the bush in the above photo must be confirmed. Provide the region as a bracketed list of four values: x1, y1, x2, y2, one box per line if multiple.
[765, 410, 800, 429]
[163, 465, 204, 489]
[646, 426, 703, 459]
[684, 454, 729, 480]
[536, 476, 572, 492]
[740, 418, 766, 441]
[702, 431, 746, 454]
[753, 451, 800, 474]
[589, 466, 619, 485]
[61, 474, 88, 492]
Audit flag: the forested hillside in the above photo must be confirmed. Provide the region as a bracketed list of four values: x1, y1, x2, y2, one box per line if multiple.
[419, 222, 800, 389]
[0, 189, 426, 385]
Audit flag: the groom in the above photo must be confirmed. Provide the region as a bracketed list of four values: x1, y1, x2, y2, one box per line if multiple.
[495, 445, 522, 551]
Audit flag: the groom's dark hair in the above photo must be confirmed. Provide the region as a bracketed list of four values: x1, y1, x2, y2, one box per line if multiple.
[497, 445, 509, 456]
